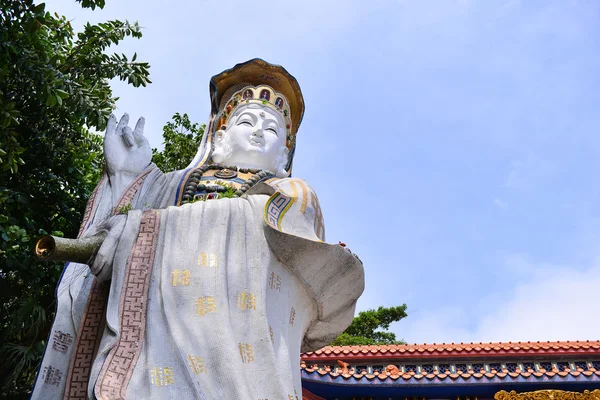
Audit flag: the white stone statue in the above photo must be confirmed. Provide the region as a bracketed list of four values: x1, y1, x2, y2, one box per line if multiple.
[32, 59, 364, 400]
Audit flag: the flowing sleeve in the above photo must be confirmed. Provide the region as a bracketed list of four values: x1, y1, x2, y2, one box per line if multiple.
[80, 165, 157, 232]
[83, 164, 188, 227]
[263, 178, 365, 352]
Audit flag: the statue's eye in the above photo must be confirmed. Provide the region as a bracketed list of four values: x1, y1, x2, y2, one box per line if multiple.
[238, 120, 252, 126]
[267, 128, 278, 135]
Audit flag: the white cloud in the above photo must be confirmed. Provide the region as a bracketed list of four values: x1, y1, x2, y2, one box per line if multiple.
[493, 197, 507, 209]
[474, 262, 600, 342]
[504, 155, 555, 191]
[399, 306, 476, 345]
[399, 256, 600, 344]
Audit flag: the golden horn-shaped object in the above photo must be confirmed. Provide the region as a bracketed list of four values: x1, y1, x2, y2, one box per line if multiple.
[35, 233, 106, 264]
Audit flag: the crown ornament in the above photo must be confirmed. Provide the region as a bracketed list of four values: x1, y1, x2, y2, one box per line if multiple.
[215, 85, 295, 150]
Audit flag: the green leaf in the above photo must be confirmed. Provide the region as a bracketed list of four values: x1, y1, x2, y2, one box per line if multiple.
[32, 3, 46, 14]
[329, 305, 408, 346]
[46, 93, 57, 107]
[0, 1, 151, 394]
[56, 89, 69, 99]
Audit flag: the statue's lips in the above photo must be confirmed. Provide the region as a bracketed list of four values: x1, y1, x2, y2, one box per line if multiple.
[249, 137, 265, 147]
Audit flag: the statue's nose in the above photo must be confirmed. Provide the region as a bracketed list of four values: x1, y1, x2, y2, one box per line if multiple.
[253, 129, 264, 138]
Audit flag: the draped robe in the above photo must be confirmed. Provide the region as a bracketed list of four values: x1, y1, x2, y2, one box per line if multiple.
[32, 164, 364, 400]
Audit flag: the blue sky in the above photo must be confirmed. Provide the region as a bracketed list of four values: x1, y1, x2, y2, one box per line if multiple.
[46, 0, 600, 344]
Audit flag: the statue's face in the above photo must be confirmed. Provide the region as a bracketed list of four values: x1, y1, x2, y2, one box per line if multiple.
[212, 104, 289, 176]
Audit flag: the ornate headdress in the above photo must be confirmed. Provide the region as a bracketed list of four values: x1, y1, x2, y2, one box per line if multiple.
[186, 59, 305, 173]
[215, 84, 294, 151]
[178, 59, 304, 205]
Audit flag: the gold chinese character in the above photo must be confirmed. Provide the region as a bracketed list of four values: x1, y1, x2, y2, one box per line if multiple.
[149, 366, 174, 386]
[195, 296, 217, 316]
[237, 292, 257, 311]
[269, 326, 274, 343]
[289, 307, 296, 326]
[187, 355, 206, 375]
[238, 343, 254, 363]
[169, 269, 191, 286]
[164, 367, 174, 385]
[197, 252, 218, 267]
[268, 272, 281, 291]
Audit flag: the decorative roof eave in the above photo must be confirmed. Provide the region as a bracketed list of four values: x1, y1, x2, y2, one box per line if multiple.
[301, 341, 600, 363]
[301, 367, 600, 386]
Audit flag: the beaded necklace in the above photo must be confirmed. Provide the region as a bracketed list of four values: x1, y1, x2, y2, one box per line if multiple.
[181, 164, 275, 204]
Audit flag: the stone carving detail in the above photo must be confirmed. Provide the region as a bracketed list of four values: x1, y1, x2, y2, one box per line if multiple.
[66, 169, 109, 399]
[95, 210, 160, 399]
[266, 192, 294, 229]
[31, 59, 365, 400]
[64, 167, 151, 399]
[42, 365, 62, 387]
[64, 280, 109, 400]
[112, 168, 152, 215]
[495, 390, 600, 400]
[78, 173, 107, 237]
[51, 330, 73, 353]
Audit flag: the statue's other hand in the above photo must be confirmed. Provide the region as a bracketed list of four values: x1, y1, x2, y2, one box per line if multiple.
[104, 113, 152, 176]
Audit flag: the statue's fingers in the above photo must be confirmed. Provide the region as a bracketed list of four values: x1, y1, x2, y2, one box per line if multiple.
[105, 114, 117, 136]
[133, 117, 146, 145]
[116, 113, 130, 135]
[122, 126, 135, 147]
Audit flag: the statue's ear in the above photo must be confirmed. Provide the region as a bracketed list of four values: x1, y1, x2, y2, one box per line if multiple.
[214, 129, 226, 146]
[275, 147, 290, 178]
[212, 129, 228, 163]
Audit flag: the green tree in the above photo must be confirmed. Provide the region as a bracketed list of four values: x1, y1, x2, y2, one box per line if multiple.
[329, 305, 408, 346]
[152, 112, 205, 172]
[0, 0, 150, 396]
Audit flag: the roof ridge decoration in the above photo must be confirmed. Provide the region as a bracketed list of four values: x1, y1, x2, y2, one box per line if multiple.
[300, 359, 600, 383]
[302, 340, 600, 359]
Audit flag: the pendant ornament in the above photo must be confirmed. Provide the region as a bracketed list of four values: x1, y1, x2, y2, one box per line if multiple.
[214, 168, 238, 179]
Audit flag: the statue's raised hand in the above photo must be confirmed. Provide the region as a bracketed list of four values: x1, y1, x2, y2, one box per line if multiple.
[104, 113, 152, 177]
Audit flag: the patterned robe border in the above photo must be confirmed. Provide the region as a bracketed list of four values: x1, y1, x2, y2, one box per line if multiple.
[95, 210, 160, 400]
[64, 281, 109, 400]
[112, 168, 152, 215]
[61, 171, 108, 399]
[78, 172, 107, 237]
[63, 168, 152, 399]
[264, 191, 294, 230]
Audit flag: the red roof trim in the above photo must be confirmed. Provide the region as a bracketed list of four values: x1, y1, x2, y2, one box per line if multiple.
[302, 388, 325, 400]
[301, 363, 600, 382]
[301, 341, 600, 362]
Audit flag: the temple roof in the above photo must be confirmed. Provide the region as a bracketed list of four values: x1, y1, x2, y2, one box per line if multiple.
[300, 340, 600, 397]
[302, 340, 600, 361]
